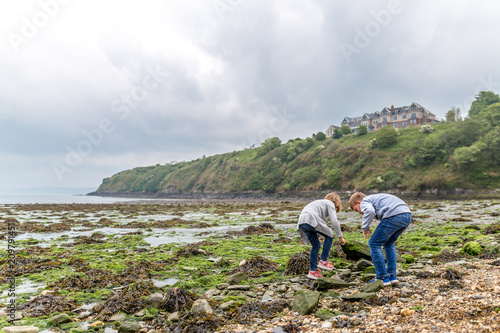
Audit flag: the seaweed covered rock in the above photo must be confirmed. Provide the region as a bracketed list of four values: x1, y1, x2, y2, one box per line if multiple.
[361, 279, 384, 293]
[292, 290, 320, 315]
[227, 272, 248, 285]
[118, 322, 141, 333]
[431, 249, 463, 264]
[483, 223, 500, 235]
[228, 255, 279, 277]
[462, 241, 482, 256]
[341, 240, 405, 262]
[227, 223, 279, 236]
[284, 251, 310, 276]
[401, 254, 416, 263]
[317, 277, 351, 291]
[48, 313, 72, 325]
[230, 300, 290, 324]
[341, 240, 372, 261]
[166, 315, 225, 333]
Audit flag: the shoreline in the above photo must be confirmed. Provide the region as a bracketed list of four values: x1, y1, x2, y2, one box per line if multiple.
[88, 188, 500, 203]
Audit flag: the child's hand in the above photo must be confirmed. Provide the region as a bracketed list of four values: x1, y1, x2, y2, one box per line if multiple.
[339, 237, 346, 245]
[362, 229, 372, 239]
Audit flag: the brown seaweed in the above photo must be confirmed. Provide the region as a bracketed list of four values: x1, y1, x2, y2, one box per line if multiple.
[228, 255, 279, 277]
[17, 294, 76, 317]
[94, 281, 154, 321]
[284, 251, 310, 276]
[160, 287, 197, 312]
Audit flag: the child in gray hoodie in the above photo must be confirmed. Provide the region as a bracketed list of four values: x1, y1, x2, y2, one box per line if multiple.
[297, 193, 346, 279]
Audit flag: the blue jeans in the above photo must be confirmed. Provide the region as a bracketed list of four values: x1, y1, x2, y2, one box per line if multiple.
[300, 224, 333, 272]
[368, 213, 411, 280]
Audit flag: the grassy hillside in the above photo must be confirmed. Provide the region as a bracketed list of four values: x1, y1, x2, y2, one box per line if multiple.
[94, 99, 500, 197]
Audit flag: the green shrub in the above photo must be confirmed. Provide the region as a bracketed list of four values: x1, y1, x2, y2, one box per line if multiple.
[374, 126, 398, 148]
[326, 168, 342, 188]
[315, 132, 326, 141]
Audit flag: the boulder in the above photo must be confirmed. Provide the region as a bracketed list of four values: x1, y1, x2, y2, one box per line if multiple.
[355, 259, 373, 271]
[227, 272, 248, 285]
[2, 327, 39, 333]
[118, 322, 142, 333]
[219, 300, 236, 311]
[48, 313, 72, 325]
[361, 279, 384, 293]
[109, 312, 127, 322]
[168, 312, 180, 322]
[317, 277, 351, 291]
[190, 299, 214, 315]
[341, 240, 372, 261]
[341, 240, 405, 262]
[145, 293, 163, 310]
[292, 290, 320, 315]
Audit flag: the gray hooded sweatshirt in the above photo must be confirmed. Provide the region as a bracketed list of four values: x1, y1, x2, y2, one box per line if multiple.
[296, 199, 343, 245]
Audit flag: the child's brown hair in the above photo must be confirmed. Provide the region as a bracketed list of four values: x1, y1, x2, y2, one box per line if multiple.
[324, 192, 342, 212]
[349, 192, 366, 209]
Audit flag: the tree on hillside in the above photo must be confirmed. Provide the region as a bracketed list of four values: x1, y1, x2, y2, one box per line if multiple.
[374, 126, 398, 148]
[257, 137, 282, 156]
[315, 131, 326, 141]
[357, 125, 367, 136]
[446, 108, 456, 122]
[333, 128, 343, 139]
[478, 102, 500, 127]
[340, 125, 352, 135]
[469, 91, 500, 118]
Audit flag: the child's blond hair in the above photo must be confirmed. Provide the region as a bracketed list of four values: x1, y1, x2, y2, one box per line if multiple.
[324, 192, 342, 212]
[349, 192, 366, 209]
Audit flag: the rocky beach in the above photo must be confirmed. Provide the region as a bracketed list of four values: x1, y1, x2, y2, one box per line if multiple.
[0, 199, 499, 333]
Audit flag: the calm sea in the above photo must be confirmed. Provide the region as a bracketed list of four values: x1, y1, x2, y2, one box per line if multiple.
[0, 193, 151, 204]
[0, 188, 164, 204]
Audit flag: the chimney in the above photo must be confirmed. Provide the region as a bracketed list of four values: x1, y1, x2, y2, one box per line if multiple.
[391, 105, 394, 112]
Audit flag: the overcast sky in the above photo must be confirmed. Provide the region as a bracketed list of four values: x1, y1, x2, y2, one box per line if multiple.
[1, 0, 500, 191]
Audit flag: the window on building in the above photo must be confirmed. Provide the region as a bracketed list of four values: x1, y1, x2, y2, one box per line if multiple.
[402, 121, 407, 126]
[393, 116, 397, 120]
[383, 118, 387, 122]
[382, 123, 386, 127]
[410, 119, 416, 124]
[411, 113, 416, 118]
[403, 115, 407, 119]
[393, 123, 398, 127]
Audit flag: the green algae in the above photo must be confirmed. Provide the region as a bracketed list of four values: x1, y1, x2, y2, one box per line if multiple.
[2, 199, 500, 331]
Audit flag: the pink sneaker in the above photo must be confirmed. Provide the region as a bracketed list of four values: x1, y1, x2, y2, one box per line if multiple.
[317, 260, 334, 271]
[307, 270, 323, 280]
